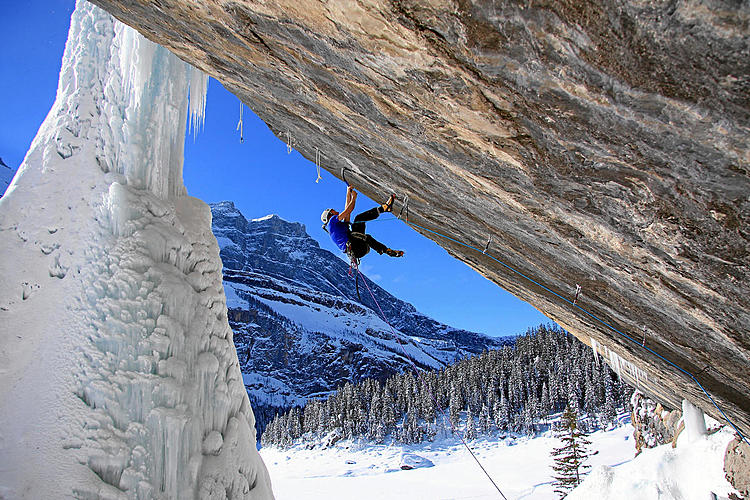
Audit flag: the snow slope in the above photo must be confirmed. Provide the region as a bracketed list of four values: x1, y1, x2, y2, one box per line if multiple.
[0, 2, 271, 498]
[261, 417, 739, 500]
[569, 405, 738, 500]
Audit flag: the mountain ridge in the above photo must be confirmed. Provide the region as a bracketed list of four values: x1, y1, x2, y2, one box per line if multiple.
[210, 201, 511, 426]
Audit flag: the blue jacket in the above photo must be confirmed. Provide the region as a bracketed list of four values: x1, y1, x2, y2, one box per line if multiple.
[328, 215, 349, 252]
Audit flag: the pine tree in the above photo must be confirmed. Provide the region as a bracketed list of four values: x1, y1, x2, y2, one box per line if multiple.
[551, 405, 592, 498]
[465, 408, 477, 440]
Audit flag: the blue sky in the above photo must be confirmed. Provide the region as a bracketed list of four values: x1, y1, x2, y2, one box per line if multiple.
[2, 1, 551, 337]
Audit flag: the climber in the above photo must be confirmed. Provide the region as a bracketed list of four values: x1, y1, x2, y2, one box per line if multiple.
[321, 185, 404, 263]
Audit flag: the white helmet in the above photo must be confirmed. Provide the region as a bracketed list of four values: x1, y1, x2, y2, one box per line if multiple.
[321, 208, 334, 224]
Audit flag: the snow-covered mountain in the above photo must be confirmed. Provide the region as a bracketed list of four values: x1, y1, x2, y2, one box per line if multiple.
[210, 201, 508, 414]
[0, 157, 15, 196]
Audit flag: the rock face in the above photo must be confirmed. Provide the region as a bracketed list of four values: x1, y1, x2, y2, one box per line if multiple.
[89, 0, 750, 436]
[210, 201, 507, 430]
[630, 391, 682, 454]
[725, 436, 750, 499]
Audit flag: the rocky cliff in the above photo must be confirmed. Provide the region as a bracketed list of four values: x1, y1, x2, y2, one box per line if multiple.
[90, 0, 750, 437]
[210, 201, 507, 429]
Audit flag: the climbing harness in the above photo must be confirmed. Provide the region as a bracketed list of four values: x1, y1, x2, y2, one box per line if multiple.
[356, 267, 508, 500]
[315, 148, 323, 183]
[236, 101, 244, 143]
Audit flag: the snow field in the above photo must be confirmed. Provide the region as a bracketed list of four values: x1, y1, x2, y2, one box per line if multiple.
[262, 406, 740, 500]
[260, 423, 637, 500]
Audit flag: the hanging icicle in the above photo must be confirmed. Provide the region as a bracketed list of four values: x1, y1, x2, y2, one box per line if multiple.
[236, 101, 244, 143]
[315, 148, 322, 183]
[286, 130, 293, 154]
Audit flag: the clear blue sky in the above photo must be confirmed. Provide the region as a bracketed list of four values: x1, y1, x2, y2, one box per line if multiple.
[1, 1, 551, 337]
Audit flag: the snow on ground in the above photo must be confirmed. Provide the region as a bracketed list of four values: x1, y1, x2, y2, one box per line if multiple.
[261, 423, 637, 500]
[261, 416, 740, 500]
[569, 407, 738, 500]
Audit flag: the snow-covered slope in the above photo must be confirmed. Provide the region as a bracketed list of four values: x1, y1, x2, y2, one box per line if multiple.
[0, 3, 270, 499]
[0, 157, 14, 197]
[569, 407, 738, 500]
[260, 414, 739, 500]
[210, 201, 508, 412]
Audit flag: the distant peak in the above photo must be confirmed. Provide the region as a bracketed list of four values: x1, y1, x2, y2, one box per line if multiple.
[211, 200, 236, 210]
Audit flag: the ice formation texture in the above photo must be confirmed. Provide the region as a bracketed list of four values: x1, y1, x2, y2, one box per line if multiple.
[0, 2, 272, 498]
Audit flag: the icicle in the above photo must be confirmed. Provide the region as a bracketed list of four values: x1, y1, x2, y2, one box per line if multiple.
[315, 148, 322, 183]
[187, 67, 208, 138]
[286, 130, 293, 154]
[118, 27, 158, 111]
[590, 337, 599, 367]
[608, 349, 622, 381]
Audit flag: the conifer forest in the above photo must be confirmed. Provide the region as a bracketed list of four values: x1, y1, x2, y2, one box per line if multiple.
[262, 325, 633, 447]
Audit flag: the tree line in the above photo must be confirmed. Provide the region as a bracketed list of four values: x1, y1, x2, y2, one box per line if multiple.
[262, 324, 632, 447]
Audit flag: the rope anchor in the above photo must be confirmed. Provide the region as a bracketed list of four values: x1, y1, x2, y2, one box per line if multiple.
[398, 194, 410, 222]
[341, 167, 349, 186]
[482, 236, 493, 255]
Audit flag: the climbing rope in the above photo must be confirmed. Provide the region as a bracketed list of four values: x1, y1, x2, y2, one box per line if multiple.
[356, 268, 509, 500]
[315, 148, 322, 183]
[236, 101, 244, 143]
[396, 217, 750, 447]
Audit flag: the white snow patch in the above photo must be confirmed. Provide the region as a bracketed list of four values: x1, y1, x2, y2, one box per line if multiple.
[253, 214, 277, 222]
[568, 426, 738, 500]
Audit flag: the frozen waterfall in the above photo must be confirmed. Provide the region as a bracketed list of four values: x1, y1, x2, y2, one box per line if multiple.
[0, 2, 272, 499]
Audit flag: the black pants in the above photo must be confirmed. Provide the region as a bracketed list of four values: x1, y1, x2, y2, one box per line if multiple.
[348, 207, 387, 258]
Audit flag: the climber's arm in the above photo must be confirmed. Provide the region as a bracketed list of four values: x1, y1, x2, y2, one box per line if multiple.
[339, 186, 358, 222]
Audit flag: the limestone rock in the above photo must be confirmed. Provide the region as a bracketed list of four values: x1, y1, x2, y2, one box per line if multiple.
[631, 392, 682, 455]
[725, 436, 750, 499]
[89, 0, 750, 436]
